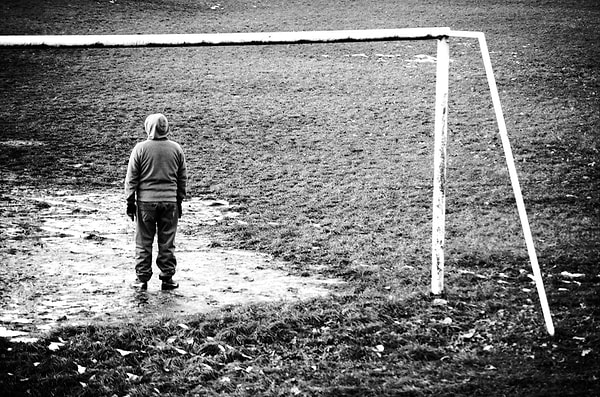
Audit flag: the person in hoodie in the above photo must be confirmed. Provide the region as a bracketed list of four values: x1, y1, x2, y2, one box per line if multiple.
[125, 113, 187, 290]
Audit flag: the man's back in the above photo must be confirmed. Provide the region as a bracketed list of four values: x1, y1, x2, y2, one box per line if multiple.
[125, 113, 187, 204]
[127, 139, 186, 203]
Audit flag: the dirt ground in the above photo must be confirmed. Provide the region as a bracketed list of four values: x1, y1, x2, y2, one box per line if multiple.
[0, 186, 342, 339]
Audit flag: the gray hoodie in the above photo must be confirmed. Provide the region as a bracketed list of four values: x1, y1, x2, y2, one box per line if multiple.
[125, 114, 187, 203]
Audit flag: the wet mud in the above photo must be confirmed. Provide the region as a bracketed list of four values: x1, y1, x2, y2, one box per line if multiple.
[0, 190, 342, 338]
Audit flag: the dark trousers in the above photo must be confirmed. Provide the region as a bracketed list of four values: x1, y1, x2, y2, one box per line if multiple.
[135, 201, 178, 282]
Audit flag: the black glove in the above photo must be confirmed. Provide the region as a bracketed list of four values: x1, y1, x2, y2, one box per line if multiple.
[177, 201, 182, 219]
[126, 201, 136, 221]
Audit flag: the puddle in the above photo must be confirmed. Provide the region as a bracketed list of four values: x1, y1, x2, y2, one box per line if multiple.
[0, 190, 342, 338]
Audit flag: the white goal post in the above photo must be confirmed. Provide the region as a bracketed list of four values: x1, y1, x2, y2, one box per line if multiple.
[0, 27, 554, 335]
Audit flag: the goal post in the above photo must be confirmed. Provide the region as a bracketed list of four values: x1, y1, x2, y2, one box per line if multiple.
[431, 36, 450, 297]
[0, 27, 554, 335]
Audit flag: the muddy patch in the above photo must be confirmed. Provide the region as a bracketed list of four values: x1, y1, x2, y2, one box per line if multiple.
[0, 190, 342, 339]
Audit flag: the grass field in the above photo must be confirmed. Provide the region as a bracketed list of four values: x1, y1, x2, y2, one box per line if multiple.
[1, 0, 599, 395]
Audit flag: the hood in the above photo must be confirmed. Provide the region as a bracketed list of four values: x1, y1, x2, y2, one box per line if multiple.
[145, 113, 169, 140]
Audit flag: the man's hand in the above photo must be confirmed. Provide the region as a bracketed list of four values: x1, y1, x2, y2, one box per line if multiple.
[177, 201, 182, 219]
[126, 202, 136, 221]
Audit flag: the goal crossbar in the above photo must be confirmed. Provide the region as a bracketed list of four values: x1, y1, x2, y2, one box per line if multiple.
[0, 27, 554, 335]
[0, 27, 451, 48]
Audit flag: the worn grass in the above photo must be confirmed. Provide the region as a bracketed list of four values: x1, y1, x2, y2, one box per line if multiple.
[1, 0, 599, 395]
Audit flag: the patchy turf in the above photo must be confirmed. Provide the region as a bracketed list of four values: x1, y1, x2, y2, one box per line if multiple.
[0, 0, 599, 395]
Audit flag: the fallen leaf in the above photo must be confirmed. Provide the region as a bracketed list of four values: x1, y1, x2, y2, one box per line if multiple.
[126, 372, 141, 382]
[561, 271, 585, 278]
[460, 329, 476, 339]
[582, 349, 592, 357]
[178, 323, 189, 330]
[77, 364, 86, 374]
[174, 347, 187, 355]
[432, 298, 447, 306]
[167, 336, 177, 344]
[440, 317, 453, 325]
[115, 348, 133, 356]
[48, 342, 64, 351]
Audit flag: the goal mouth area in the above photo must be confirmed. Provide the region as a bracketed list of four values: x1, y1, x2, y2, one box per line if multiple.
[0, 26, 554, 336]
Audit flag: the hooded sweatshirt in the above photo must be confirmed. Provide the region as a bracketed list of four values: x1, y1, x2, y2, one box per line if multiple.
[125, 114, 187, 203]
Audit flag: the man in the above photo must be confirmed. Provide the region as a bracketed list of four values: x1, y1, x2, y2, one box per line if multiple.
[125, 113, 187, 290]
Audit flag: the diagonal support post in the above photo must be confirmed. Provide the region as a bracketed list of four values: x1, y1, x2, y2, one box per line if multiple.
[450, 31, 555, 336]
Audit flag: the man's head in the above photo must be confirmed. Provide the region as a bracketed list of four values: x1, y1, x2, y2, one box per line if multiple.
[145, 113, 169, 140]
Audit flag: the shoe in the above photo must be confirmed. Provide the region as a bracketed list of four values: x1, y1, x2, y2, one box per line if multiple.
[132, 278, 148, 290]
[161, 278, 179, 290]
